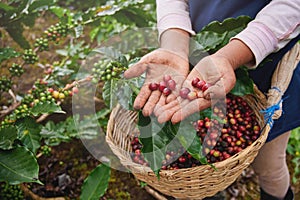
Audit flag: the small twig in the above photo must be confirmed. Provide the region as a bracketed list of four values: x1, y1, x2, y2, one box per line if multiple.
[93, 96, 103, 103]
[21, 184, 65, 200]
[36, 152, 43, 159]
[0, 101, 21, 119]
[63, 75, 93, 90]
[8, 89, 17, 103]
[144, 186, 168, 200]
[36, 101, 61, 123]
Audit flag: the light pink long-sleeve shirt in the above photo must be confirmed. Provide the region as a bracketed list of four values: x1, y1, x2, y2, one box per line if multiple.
[156, 0, 300, 67]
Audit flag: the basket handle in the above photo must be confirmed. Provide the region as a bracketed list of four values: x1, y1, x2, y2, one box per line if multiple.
[265, 43, 300, 121]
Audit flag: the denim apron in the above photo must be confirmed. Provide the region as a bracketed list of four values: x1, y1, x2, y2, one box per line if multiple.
[189, 0, 300, 142]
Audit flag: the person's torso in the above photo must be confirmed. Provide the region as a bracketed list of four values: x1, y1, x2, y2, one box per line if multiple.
[188, 0, 271, 32]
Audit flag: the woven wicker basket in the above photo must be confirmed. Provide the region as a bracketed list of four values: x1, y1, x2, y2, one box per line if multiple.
[105, 44, 300, 199]
[106, 88, 268, 199]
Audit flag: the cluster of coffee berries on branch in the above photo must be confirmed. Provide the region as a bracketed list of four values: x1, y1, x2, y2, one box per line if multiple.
[44, 22, 69, 43]
[34, 37, 49, 52]
[0, 183, 24, 200]
[92, 58, 128, 83]
[14, 104, 31, 119]
[9, 63, 24, 77]
[0, 76, 12, 92]
[40, 145, 52, 156]
[149, 75, 176, 96]
[26, 79, 77, 107]
[130, 93, 261, 169]
[23, 49, 38, 64]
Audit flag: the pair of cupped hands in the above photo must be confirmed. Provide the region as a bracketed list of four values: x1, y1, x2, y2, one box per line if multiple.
[124, 48, 236, 124]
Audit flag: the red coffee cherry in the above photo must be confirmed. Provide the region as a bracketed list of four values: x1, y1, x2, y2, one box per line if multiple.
[163, 87, 172, 96]
[149, 82, 159, 91]
[179, 87, 191, 99]
[159, 81, 167, 92]
[191, 77, 200, 87]
[167, 79, 176, 91]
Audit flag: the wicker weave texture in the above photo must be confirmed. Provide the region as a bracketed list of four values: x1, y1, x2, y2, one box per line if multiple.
[106, 89, 269, 199]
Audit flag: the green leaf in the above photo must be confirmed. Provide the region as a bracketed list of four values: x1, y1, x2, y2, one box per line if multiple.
[202, 16, 251, 33]
[28, 0, 55, 12]
[22, 12, 38, 27]
[15, 117, 41, 154]
[40, 121, 70, 146]
[89, 26, 101, 41]
[0, 146, 41, 184]
[114, 7, 151, 27]
[102, 79, 118, 109]
[96, 108, 111, 119]
[5, 22, 30, 49]
[192, 31, 226, 52]
[0, 126, 18, 150]
[74, 25, 84, 38]
[0, 3, 14, 11]
[31, 101, 65, 116]
[138, 111, 208, 175]
[198, 16, 251, 51]
[138, 112, 175, 176]
[49, 6, 68, 18]
[230, 67, 254, 96]
[102, 76, 143, 110]
[76, 115, 100, 139]
[175, 119, 204, 162]
[80, 163, 111, 200]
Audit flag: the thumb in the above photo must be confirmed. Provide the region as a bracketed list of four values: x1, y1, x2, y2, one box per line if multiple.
[124, 62, 148, 79]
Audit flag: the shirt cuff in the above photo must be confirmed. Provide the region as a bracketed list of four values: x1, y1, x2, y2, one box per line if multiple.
[232, 21, 278, 69]
[157, 13, 196, 38]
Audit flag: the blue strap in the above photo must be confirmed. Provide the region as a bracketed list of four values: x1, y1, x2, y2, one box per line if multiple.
[260, 100, 282, 127]
[260, 92, 289, 128]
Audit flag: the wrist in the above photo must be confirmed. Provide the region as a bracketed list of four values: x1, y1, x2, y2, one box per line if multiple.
[214, 39, 255, 70]
[160, 28, 190, 60]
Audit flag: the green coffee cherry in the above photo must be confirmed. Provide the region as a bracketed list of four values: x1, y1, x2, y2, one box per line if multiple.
[23, 49, 38, 64]
[9, 63, 24, 77]
[44, 22, 69, 42]
[0, 76, 12, 92]
[0, 183, 24, 200]
[92, 56, 129, 82]
[34, 37, 49, 51]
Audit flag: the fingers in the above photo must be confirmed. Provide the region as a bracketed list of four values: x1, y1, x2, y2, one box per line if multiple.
[166, 93, 177, 104]
[203, 79, 226, 100]
[124, 63, 148, 79]
[155, 100, 181, 123]
[142, 90, 162, 116]
[171, 98, 211, 124]
[203, 73, 235, 100]
[153, 94, 167, 114]
[124, 50, 169, 79]
[133, 83, 151, 110]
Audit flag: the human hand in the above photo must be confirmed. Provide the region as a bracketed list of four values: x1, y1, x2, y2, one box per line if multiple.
[154, 54, 236, 123]
[124, 48, 189, 116]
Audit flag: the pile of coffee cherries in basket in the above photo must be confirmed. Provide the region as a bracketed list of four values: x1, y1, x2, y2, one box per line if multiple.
[131, 76, 261, 170]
